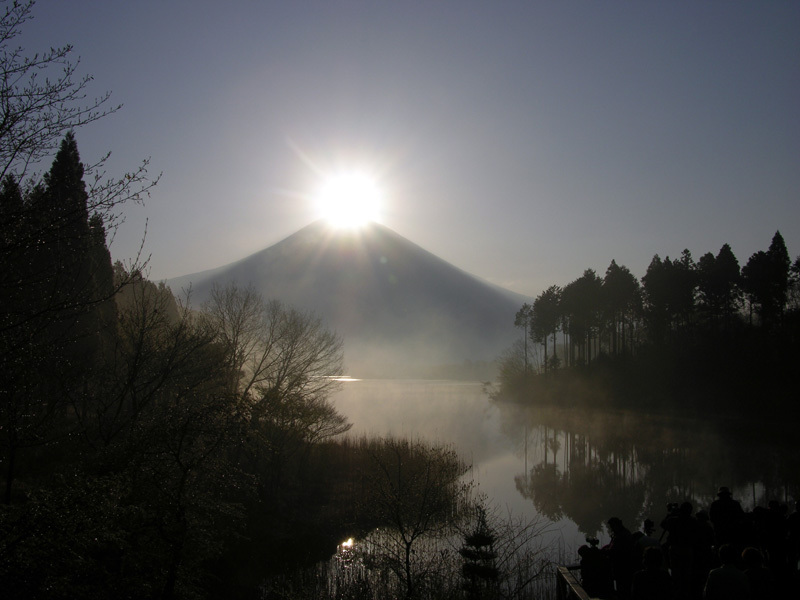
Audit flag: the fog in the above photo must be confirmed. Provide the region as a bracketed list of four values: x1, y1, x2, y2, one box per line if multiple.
[166, 220, 523, 378]
[332, 379, 800, 551]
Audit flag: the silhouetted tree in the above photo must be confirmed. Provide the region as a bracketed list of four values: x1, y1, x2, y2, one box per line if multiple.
[641, 251, 697, 343]
[768, 231, 791, 324]
[515, 303, 534, 373]
[459, 505, 500, 599]
[789, 256, 800, 313]
[602, 260, 640, 356]
[0, 2, 155, 317]
[202, 283, 349, 491]
[0, 133, 120, 504]
[0, 0, 156, 340]
[641, 255, 669, 345]
[0, 0, 157, 504]
[742, 251, 770, 327]
[697, 243, 741, 330]
[561, 270, 603, 365]
[357, 437, 470, 599]
[741, 233, 789, 331]
[41, 133, 116, 368]
[532, 287, 561, 373]
[101, 281, 239, 599]
[0, 1, 118, 179]
[673, 249, 698, 330]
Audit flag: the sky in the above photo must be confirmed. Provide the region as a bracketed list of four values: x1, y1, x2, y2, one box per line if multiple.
[20, 0, 800, 298]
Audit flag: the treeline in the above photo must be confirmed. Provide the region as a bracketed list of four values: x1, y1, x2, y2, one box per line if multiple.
[501, 233, 800, 416]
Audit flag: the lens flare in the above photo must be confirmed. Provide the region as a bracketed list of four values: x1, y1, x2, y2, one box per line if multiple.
[315, 171, 381, 229]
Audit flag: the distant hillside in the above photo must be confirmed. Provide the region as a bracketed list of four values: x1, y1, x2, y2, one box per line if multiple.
[167, 221, 526, 377]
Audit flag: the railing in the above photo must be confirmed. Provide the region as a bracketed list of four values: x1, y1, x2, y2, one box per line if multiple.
[555, 565, 597, 600]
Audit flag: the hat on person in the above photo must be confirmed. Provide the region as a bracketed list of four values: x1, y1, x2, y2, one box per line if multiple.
[717, 486, 732, 497]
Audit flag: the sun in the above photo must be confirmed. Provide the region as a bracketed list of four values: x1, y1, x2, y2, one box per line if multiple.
[315, 171, 382, 229]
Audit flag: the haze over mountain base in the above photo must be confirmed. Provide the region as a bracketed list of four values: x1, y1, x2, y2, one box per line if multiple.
[168, 221, 525, 378]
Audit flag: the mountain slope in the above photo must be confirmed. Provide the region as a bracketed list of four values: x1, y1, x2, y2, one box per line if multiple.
[167, 221, 526, 376]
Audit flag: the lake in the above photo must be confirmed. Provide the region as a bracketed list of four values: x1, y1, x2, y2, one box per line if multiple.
[331, 378, 800, 556]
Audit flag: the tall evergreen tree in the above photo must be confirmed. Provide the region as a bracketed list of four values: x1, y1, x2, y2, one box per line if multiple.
[532, 286, 561, 373]
[789, 256, 800, 313]
[697, 243, 741, 329]
[602, 260, 640, 356]
[561, 270, 603, 365]
[742, 250, 771, 327]
[642, 251, 697, 342]
[39, 132, 111, 372]
[641, 255, 669, 344]
[1, 133, 115, 503]
[742, 232, 791, 329]
[0, 173, 23, 221]
[0, 174, 26, 324]
[768, 230, 791, 322]
[514, 303, 534, 373]
[460, 506, 499, 599]
[672, 249, 698, 330]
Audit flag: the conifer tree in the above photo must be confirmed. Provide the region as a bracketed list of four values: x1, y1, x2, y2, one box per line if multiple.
[697, 243, 741, 329]
[602, 260, 639, 355]
[532, 287, 561, 373]
[1, 133, 116, 502]
[460, 505, 500, 599]
[767, 231, 791, 322]
[743, 232, 791, 329]
[36, 132, 111, 372]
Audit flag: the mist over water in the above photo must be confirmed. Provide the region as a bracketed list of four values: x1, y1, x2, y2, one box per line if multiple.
[332, 379, 800, 554]
[332, 379, 582, 552]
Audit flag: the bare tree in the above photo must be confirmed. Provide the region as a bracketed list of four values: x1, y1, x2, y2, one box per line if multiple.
[201, 282, 350, 485]
[1, 1, 113, 177]
[0, 0, 157, 224]
[357, 437, 471, 599]
[202, 282, 345, 407]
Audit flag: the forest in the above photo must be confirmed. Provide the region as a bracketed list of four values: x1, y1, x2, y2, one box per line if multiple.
[498, 231, 800, 417]
[0, 4, 550, 598]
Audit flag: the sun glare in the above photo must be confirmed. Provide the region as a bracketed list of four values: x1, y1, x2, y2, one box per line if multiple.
[315, 171, 382, 229]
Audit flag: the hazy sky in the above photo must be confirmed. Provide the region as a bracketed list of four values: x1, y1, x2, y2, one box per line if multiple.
[21, 1, 800, 297]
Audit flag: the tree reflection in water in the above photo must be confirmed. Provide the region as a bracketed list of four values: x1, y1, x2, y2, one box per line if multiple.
[500, 404, 800, 537]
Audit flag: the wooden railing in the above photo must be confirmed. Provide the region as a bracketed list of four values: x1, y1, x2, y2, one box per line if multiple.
[555, 565, 597, 600]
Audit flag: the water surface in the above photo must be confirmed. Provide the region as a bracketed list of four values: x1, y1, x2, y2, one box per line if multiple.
[332, 379, 799, 552]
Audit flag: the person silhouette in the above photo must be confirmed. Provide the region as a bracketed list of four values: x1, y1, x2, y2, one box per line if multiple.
[661, 502, 697, 600]
[607, 517, 637, 600]
[703, 544, 749, 600]
[631, 546, 674, 600]
[741, 546, 776, 600]
[709, 487, 744, 547]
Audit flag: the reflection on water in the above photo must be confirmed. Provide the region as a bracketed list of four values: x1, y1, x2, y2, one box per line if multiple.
[504, 404, 800, 539]
[332, 379, 800, 549]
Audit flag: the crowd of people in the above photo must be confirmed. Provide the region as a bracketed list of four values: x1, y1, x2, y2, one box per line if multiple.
[576, 487, 800, 599]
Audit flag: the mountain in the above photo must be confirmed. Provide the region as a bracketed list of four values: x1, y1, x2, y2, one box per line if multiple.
[167, 220, 526, 377]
